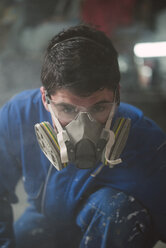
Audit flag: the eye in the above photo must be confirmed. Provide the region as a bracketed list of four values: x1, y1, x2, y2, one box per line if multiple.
[90, 103, 113, 114]
[62, 105, 76, 113]
[91, 105, 106, 113]
[56, 104, 78, 115]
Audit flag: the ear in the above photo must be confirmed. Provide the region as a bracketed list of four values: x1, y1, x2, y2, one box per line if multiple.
[118, 84, 121, 92]
[40, 86, 49, 112]
[116, 84, 121, 105]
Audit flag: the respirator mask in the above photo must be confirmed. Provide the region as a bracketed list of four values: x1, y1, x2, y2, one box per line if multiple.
[35, 91, 131, 172]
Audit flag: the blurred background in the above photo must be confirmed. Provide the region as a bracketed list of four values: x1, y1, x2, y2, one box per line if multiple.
[0, 0, 166, 131]
[0, 0, 166, 247]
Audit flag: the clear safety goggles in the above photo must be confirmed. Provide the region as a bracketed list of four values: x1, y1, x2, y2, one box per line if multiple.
[48, 98, 115, 123]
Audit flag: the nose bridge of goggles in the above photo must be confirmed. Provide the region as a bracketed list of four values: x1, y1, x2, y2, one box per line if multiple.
[74, 111, 96, 122]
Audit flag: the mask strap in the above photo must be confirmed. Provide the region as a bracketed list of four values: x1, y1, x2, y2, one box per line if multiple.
[46, 92, 70, 163]
[47, 103, 63, 133]
[105, 89, 117, 131]
[105, 102, 116, 130]
[103, 90, 122, 166]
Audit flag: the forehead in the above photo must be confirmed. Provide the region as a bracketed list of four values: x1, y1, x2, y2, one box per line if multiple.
[50, 88, 114, 107]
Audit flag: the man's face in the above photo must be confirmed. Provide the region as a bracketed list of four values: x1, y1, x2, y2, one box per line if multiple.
[41, 87, 115, 126]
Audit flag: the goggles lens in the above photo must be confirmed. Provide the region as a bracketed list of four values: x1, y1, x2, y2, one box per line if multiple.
[49, 100, 114, 123]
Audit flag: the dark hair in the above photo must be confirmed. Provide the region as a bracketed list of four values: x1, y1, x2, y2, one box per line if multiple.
[41, 24, 120, 96]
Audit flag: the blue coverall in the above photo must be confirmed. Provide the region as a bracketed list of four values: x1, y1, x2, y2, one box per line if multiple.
[0, 89, 166, 247]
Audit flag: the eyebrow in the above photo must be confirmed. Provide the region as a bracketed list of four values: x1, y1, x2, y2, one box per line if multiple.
[93, 100, 113, 105]
[51, 100, 113, 108]
[52, 102, 76, 108]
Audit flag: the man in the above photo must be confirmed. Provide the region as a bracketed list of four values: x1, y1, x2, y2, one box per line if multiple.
[0, 24, 166, 248]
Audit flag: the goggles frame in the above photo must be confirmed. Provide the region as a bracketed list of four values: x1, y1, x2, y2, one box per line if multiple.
[48, 99, 115, 123]
[45, 90, 117, 124]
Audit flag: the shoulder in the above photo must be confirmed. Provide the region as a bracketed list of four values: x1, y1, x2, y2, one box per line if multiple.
[0, 88, 41, 118]
[8, 88, 41, 106]
[0, 89, 49, 156]
[117, 102, 166, 149]
[0, 88, 48, 134]
[117, 102, 143, 123]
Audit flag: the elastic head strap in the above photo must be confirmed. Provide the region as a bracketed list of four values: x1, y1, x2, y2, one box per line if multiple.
[45, 90, 63, 133]
[45, 90, 70, 163]
[51, 36, 108, 52]
[104, 89, 117, 130]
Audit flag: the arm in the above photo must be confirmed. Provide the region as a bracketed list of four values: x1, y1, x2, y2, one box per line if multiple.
[151, 141, 166, 243]
[0, 103, 21, 248]
[0, 195, 16, 248]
